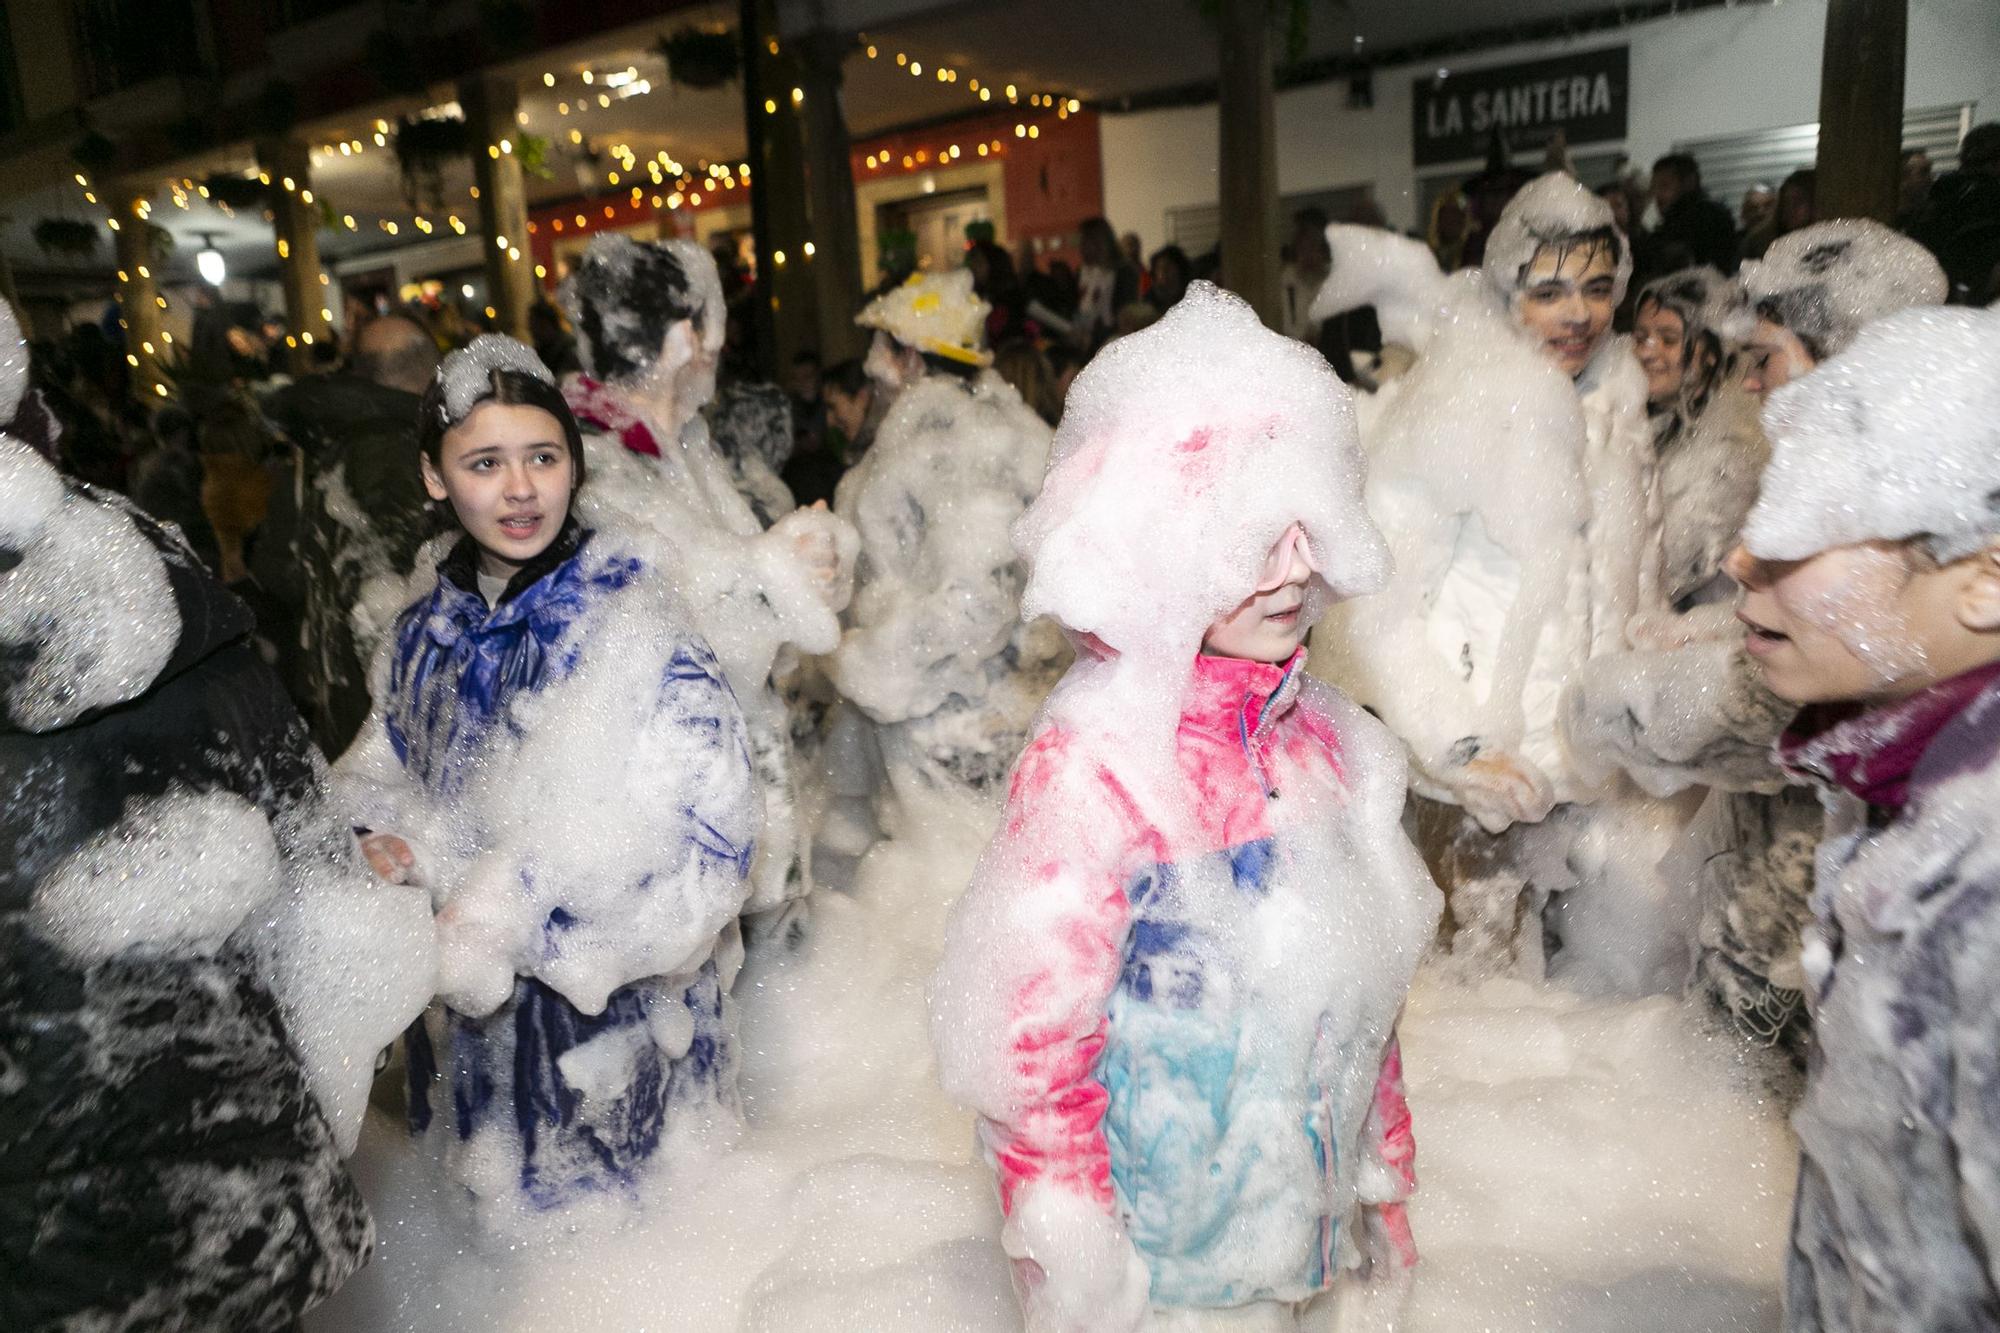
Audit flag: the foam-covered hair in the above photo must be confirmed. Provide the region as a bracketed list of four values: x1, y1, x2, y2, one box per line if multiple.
[560, 234, 726, 383]
[1636, 265, 1744, 414]
[1482, 171, 1633, 306]
[1016, 281, 1388, 656]
[1744, 305, 2000, 563]
[1739, 218, 1945, 360]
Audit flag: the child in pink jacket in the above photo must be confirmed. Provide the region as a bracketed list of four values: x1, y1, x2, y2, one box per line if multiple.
[931, 283, 1440, 1330]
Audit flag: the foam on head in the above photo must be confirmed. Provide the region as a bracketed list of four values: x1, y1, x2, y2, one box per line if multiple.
[1482, 172, 1633, 306]
[1015, 281, 1386, 758]
[1744, 305, 2000, 564]
[436, 333, 555, 427]
[560, 235, 726, 383]
[1739, 219, 1946, 359]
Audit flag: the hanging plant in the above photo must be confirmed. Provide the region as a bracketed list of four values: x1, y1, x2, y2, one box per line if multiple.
[395, 113, 470, 211]
[516, 132, 553, 180]
[33, 218, 102, 258]
[657, 27, 740, 90]
[201, 173, 269, 212]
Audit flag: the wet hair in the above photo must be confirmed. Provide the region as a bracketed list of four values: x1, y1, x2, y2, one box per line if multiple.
[565, 238, 704, 383]
[415, 367, 587, 491]
[1522, 226, 1625, 286]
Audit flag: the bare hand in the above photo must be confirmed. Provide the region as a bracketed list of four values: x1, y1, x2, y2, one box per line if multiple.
[360, 832, 416, 885]
[1449, 749, 1556, 833]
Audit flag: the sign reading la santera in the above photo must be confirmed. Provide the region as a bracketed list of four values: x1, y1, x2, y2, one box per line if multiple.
[1412, 47, 1629, 166]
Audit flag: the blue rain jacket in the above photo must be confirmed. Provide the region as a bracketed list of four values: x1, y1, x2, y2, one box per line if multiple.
[381, 523, 754, 1207]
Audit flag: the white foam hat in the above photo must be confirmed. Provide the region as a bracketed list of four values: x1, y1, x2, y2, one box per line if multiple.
[1739, 218, 1946, 359]
[855, 269, 992, 368]
[1015, 281, 1387, 657]
[1482, 171, 1633, 305]
[1744, 305, 2000, 563]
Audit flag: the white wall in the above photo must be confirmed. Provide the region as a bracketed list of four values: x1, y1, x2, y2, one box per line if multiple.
[1101, 0, 2000, 249]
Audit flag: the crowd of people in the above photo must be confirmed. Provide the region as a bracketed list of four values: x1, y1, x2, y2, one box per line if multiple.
[4, 115, 2000, 1333]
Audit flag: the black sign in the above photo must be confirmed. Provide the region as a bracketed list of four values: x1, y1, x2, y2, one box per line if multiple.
[1412, 47, 1629, 167]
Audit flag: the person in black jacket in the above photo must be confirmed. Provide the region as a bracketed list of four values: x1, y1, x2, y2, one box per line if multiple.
[0, 312, 433, 1328]
[1650, 152, 1741, 276]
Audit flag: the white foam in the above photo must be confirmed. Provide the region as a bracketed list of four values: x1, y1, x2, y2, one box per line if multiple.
[0, 440, 179, 731]
[436, 334, 554, 426]
[1746, 305, 2000, 564]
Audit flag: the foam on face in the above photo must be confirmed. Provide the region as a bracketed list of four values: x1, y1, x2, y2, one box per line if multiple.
[1745, 305, 2000, 564]
[0, 440, 179, 731]
[1016, 280, 1386, 770]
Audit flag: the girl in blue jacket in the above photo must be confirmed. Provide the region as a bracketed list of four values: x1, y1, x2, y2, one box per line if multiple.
[339, 335, 758, 1218]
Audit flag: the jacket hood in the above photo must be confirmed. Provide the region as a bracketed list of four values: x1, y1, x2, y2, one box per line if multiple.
[1016, 282, 1387, 777]
[0, 437, 249, 735]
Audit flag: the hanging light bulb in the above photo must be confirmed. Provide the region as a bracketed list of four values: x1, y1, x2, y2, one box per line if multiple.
[196, 233, 226, 286]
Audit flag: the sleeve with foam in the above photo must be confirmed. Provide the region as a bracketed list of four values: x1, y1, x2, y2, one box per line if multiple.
[930, 726, 1153, 1216]
[1312, 225, 1449, 353]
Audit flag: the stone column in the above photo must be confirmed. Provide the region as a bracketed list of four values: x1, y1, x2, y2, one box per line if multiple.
[112, 189, 166, 397]
[1815, 0, 1907, 223]
[1216, 0, 1281, 327]
[462, 72, 535, 339]
[256, 138, 330, 373]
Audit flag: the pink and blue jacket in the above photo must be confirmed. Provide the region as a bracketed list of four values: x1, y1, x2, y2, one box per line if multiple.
[934, 649, 1439, 1307]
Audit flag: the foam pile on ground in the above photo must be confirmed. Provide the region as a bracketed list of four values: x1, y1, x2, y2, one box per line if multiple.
[311, 798, 1796, 1331]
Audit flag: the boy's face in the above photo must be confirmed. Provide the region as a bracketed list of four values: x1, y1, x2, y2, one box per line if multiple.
[1203, 524, 1315, 663]
[1513, 242, 1618, 379]
[1728, 539, 1996, 704]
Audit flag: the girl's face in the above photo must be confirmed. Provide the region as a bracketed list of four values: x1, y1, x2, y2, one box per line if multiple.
[1741, 316, 1816, 399]
[1728, 540, 1984, 704]
[1514, 243, 1619, 379]
[1203, 524, 1316, 663]
[1633, 299, 1689, 406]
[421, 401, 575, 578]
